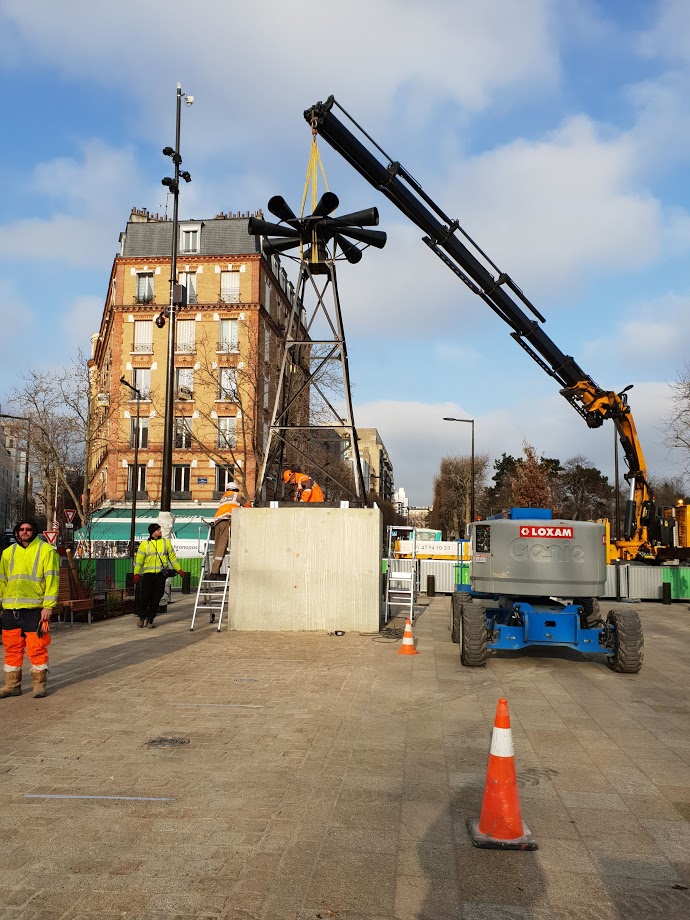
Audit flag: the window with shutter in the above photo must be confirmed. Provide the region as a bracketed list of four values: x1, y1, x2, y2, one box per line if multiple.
[133, 320, 153, 353]
[132, 368, 151, 399]
[217, 417, 237, 449]
[176, 319, 195, 353]
[135, 273, 154, 304]
[219, 368, 238, 401]
[178, 272, 197, 305]
[220, 271, 240, 304]
[218, 318, 239, 353]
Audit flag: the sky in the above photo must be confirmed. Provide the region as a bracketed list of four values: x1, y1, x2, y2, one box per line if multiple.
[1, 0, 690, 506]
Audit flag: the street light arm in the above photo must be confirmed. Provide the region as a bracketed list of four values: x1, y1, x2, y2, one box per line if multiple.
[442, 416, 476, 525]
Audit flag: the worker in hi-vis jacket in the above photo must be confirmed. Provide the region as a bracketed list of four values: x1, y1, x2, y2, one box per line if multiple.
[282, 470, 325, 503]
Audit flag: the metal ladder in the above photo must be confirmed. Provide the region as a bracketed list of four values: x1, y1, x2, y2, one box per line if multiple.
[190, 525, 230, 632]
[384, 526, 418, 624]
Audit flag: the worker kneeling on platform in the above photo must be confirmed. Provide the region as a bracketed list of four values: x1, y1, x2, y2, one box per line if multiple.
[282, 469, 324, 503]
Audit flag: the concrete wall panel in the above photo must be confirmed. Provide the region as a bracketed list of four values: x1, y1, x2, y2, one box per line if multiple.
[228, 507, 382, 631]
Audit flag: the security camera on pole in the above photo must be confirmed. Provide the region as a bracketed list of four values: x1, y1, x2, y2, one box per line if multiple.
[158, 83, 193, 539]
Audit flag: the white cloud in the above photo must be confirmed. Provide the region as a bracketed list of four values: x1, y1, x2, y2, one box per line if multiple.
[0, 1, 559, 162]
[441, 116, 664, 295]
[639, 0, 690, 64]
[61, 295, 102, 350]
[0, 141, 143, 266]
[583, 291, 690, 381]
[356, 381, 685, 507]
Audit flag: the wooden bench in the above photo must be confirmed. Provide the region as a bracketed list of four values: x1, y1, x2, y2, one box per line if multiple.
[56, 563, 94, 627]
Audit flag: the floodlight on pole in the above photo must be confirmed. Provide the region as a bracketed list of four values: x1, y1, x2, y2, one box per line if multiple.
[160, 82, 193, 513]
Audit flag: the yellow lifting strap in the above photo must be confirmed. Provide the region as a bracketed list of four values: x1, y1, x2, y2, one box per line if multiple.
[300, 124, 330, 262]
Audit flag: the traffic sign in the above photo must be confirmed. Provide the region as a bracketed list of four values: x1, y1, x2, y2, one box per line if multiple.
[52, 520, 59, 532]
[43, 531, 58, 545]
[65, 509, 76, 523]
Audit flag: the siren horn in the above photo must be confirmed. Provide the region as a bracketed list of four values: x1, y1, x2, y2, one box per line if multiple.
[327, 207, 379, 228]
[310, 191, 340, 219]
[268, 196, 299, 225]
[334, 234, 362, 264]
[247, 217, 302, 238]
[263, 238, 303, 256]
[336, 226, 387, 249]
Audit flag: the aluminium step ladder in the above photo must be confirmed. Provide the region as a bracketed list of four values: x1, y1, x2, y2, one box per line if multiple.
[190, 525, 230, 632]
[384, 526, 418, 624]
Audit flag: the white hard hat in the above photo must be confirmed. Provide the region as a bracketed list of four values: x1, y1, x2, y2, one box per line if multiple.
[228, 481, 240, 491]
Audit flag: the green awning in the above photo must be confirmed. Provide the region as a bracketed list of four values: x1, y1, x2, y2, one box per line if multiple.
[75, 507, 218, 543]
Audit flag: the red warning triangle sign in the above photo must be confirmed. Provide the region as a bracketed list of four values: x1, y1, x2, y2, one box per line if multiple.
[65, 509, 76, 523]
[43, 531, 58, 546]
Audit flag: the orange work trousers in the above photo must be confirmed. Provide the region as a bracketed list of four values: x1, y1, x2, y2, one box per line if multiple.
[1, 608, 51, 668]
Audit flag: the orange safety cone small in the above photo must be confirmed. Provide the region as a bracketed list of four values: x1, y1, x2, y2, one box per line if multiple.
[467, 697, 538, 850]
[397, 618, 419, 655]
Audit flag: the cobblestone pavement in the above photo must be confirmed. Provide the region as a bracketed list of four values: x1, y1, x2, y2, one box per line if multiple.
[0, 595, 689, 919]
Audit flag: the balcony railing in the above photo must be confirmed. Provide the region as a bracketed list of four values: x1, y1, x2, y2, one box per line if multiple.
[175, 341, 196, 354]
[132, 341, 153, 353]
[133, 294, 154, 305]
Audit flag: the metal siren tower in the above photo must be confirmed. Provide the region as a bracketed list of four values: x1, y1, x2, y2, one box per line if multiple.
[248, 190, 386, 504]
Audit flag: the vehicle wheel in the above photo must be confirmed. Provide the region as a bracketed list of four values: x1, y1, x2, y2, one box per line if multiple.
[606, 609, 644, 673]
[576, 596, 600, 628]
[461, 602, 487, 667]
[451, 594, 462, 643]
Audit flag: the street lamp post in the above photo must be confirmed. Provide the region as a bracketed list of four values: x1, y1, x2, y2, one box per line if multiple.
[120, 377, 141, 559]
[160, 83, 193, 514]
[442, 417, 475, 527]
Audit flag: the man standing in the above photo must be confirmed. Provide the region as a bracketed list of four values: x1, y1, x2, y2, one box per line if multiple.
[210, 482, 243, 579]
[0, 519, 60, 699]
[133, 523, 184, 629]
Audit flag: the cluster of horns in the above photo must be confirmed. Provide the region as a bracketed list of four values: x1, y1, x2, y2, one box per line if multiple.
[247, 192, 387, 264]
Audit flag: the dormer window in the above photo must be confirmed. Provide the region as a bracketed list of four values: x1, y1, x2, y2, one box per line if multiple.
[179, 221, 202, 254]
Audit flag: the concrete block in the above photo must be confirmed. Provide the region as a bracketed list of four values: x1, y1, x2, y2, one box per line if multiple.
[228, 506, 382, 631]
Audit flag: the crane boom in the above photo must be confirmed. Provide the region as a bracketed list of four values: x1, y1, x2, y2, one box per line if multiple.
[305, 95, 655, 560]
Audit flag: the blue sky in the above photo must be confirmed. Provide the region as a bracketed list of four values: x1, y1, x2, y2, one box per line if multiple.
[1, 0, 690, 505]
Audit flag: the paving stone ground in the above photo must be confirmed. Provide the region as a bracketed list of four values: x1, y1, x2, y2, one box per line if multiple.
[0, 594, 689, 919]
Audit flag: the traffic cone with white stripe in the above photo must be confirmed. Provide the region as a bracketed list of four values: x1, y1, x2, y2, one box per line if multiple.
[397, 618, 418, 655]
[467, 697, 538, 850]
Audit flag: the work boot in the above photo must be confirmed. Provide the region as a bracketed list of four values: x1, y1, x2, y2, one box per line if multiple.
[137, 617, 145, 628]
[0, 668, 22, 698]
[31, 669, 48, 699]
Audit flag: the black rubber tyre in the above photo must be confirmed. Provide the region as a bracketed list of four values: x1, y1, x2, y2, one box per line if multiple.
[451, 594, 462, 643]
[576, 597, 601, 628]
[606, 609, 644, 673]
[461, 602, 487, 667]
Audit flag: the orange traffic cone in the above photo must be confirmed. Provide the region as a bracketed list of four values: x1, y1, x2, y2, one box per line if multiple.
[467, 698, 537, 850]
[397, 618, 418, 655]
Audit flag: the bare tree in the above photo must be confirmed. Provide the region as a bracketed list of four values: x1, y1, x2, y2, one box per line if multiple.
[430, 453, 489, 538]
[9, 351, 121, 527]
[667, 363, 690, 473]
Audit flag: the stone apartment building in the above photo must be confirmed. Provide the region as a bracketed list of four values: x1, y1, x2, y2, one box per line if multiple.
[355, 428, 394, 502]
[87, 207, 303, 511]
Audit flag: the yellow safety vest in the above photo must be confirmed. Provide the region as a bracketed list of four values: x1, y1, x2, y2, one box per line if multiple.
[134, 538, 180, 576]
[0, 539, 60, 610]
